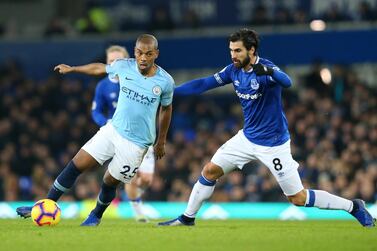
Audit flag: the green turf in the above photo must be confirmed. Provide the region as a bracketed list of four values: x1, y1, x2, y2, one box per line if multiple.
[0, 219, 375, 251]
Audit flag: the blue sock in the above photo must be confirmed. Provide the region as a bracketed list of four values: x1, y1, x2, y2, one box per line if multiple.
[130, 197, 142, 202]
[47, 161, 81, 201]
[198, 174, 216, 186]
[304, 189, 315, 207]
[92, 183, 117, 218]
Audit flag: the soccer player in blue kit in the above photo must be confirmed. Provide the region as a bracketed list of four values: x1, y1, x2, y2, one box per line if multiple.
[17, 34, 174, 226]
[159, 28, 375, 227]
[92, 45, 156, 222]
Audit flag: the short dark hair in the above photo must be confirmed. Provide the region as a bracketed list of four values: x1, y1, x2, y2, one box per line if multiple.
[136, 34, 158, 49]
[229, 28, 259, 53]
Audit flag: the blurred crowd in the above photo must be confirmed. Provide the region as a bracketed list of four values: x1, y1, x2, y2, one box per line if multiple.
[1, 0, 377, 38]
[0, 59, 376, 204]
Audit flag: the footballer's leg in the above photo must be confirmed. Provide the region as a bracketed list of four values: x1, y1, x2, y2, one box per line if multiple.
[17, 124, 115, 219]
[81, 128, 149, 226]
[259, 140, 375, 227]
[81, 170, 120, 226]
[126, 146, 155, 222]
[16, 149, 98, 218]
[125, 171, 153, 223]
[158, 162, 223, 226]
[158, 131, 249, 226]
[288, 189, 375, 227]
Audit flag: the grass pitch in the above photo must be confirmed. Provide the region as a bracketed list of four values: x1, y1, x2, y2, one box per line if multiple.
[1, 219, 375, 251]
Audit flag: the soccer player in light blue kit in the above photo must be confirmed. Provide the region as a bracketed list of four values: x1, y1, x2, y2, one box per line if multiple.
[92, 45, 156, 222]
[159, 28, 375, 227]
[17, 34, 174, 226]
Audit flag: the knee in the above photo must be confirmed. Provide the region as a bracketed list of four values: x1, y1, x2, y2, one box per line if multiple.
[287, 189, 307, 206]
[202, 162, 224, 181]
[72, 149, 98, 172]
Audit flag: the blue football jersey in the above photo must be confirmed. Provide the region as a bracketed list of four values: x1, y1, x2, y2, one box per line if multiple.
[91, 76, 120, 127]
[214, 56, 290, 147]
[106, 58, 175, 147]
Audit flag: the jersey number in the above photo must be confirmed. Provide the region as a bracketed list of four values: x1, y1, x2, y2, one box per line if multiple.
[273, 158, 283, 171]
[120, 165, 138, 179]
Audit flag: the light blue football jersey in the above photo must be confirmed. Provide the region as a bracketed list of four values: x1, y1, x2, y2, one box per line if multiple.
[106, 58, 174, 148]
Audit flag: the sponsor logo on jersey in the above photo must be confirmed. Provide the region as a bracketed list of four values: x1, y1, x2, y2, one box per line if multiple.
[121, 86, 158, 105]
[235, 90, 262, 100]
[234, 80, 240, 86]
[152, 85, 162, 96]
[250, 79, 259, 90]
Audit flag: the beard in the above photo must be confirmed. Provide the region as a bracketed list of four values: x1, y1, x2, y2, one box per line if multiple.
[234, 55, 251, 69]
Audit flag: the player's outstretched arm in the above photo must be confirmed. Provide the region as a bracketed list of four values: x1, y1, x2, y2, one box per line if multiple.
[54, 63, 106, 76]
[175, 76, 219, 96]
[154, 104, 172, 160]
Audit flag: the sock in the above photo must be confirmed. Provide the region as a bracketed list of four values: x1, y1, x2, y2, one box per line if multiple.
[305, 189, 353, 212]
[47, 161, 81, 201]
[136, 187, 146, 198]
[350, 201, 359, 215]
[92, 183, 117, 218]
[183, 174, 216, 219]
[130, 197, 144, 217]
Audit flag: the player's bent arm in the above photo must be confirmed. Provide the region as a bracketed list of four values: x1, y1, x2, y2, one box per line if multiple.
[156, 104, 172, 144]
[91, 109, 107, 127]
[175, 76, 220, 96]
[154, 104, 172, 159]
[54, 63, 106, 76]
[91, 84, 107, 126]
[271, 70, 292, 88]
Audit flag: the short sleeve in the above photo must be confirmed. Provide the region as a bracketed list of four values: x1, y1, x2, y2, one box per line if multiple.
[106, 59, 123, 79]
[213, 64, 233, 86]
[160, 78, 175, 106]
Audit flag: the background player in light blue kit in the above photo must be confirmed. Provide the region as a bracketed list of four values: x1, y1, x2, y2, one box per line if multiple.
[159, 28, 375, 227]
[17, 34, 174, 226]
[92, 45, 156, 222]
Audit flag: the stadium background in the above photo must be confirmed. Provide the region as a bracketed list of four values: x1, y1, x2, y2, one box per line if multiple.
[0, 0, 377, 220]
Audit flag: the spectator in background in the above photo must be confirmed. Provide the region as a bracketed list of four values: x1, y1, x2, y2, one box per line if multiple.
[250, 5, 271, 25]
[303, 60, 332, 96]
[274, 6, 294, 25]
[181, 9, 201, 29]
[357, 1, 377, 21]
[44, 17, 68, 38]
[75, 7, 111, 34]
[293, 8, 309, 24]
[0, 22, 4, 36]
[147, 5, 174, 31]
[321, 2, 350, 22]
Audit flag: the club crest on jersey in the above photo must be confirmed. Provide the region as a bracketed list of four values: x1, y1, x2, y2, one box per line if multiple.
[110, 92, 117, 99]
[250, 79, 259, 90]
[152, 85, 162, 96]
